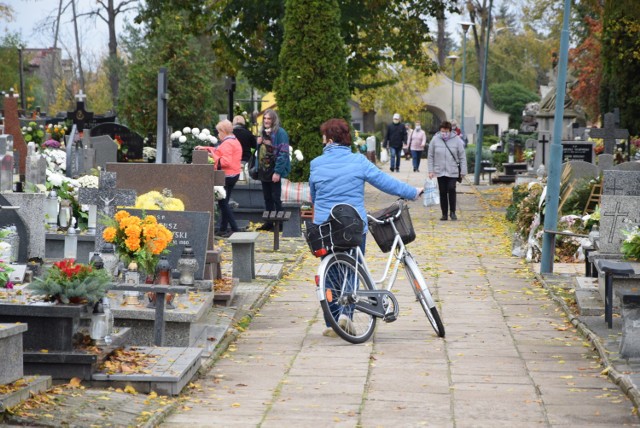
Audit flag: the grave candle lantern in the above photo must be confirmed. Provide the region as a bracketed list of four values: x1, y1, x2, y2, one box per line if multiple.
[45, 190, 59, 228]
[58, 199, 72, 231]
[155, 255, 172, 285]
[88, 205, 97, 231]
[100, 243, 118, 278]
[63, 220, 77, 259]
[177, 245, 198, 286]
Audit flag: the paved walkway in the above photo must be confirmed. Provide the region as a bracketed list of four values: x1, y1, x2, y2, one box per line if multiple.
[161, 170, 639, 427]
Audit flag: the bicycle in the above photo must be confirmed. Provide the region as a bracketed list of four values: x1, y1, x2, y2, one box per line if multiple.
[305, 200, 445, 344]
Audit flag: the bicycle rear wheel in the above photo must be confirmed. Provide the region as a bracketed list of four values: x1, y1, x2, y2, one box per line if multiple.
[403, 254, 445, 337]
[319, 252, 377, 344]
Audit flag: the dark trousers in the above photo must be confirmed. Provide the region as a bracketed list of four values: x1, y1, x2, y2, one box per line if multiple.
[437, 176, 458, 216]
[218, 174, 240, 232]
[411, 150, 423, 171]
[261, 179, 283, 217]
[389, 146, 402, 170]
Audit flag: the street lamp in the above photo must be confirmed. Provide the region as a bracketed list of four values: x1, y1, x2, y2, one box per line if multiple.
[446, 55, 458, 120]
[460, 21, 474, 135]
[474, 2, 493, 185]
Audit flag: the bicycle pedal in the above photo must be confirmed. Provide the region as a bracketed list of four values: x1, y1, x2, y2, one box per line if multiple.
[383, 313, 397, 323]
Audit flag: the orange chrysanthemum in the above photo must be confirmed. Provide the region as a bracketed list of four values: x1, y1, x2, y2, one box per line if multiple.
[125, 236, 141, 252]
[114, 210, 130, 223]
[103, 227, 117, 242]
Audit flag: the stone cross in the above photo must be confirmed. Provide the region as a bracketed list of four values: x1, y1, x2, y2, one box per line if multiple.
[156, 68, 169, 164]
[75, 90, 87, 103]
[589, 112, 629, 155]
[25, 141, 47, 189]
[78, 171, 136, 251]
[602, 201, 629, 247]
[67, 90, 94, 130]
[538, 134, 549, 165]
[3, 90, 27, 175]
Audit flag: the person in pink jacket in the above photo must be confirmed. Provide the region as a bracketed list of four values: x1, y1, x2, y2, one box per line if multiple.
[408, 120, 427, 172]
[196, 119, 243, 237]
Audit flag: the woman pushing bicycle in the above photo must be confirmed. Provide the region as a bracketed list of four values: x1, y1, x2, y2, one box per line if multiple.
[309, 118, 422, 337]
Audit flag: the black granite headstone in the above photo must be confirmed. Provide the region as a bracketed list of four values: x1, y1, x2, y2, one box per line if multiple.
[562, 141, 594, 163]
[127, 209, 210, 280]
[90, 123, 144, 160]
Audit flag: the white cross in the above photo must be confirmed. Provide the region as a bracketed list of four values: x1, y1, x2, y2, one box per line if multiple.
[75, 90, 87, 102]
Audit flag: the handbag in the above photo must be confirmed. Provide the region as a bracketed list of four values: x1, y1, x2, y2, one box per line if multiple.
[380, 148, 389, 163]
[443, 141, 462, 183]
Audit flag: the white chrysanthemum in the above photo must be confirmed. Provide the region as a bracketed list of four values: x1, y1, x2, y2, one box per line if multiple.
[179, 135, 187, 143]
[27, 126, 32, 131]
[77, 175, 99, 188]
[201, 128, 211, 136]
[183, 127, 191, 134]
[209, 136, 218, 145]
[192, 128, 200, 136]
[47, 171, 64, 187]
[198, 133, 208, 141]
[171, 131, 182, 140]
[214, 186, 226, 200]
[294, 149, 303, 161]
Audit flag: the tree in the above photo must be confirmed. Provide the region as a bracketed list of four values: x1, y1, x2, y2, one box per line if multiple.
[600, 0, 640, 134]
[137, 0, 460, 92]
[118, 12, 220, 136]
[489, 81, 538, 129]
[274, 0, 351, 182]
[569, 13, 602, 123]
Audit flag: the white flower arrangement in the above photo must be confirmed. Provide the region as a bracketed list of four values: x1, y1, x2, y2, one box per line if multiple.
[42, 147, 67, 171]
[171, 127, 217, 146]
[77, 174, 99, 189]
[289, 147, 304, 162]
[143, 146, 157, 160]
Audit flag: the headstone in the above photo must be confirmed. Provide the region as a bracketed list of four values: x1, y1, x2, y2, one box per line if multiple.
[90, 123, 144, 160]
[0, 193, 46, 262]
[107, 159, 225, 251]
[127, 209, 210, 280]
[598, 196, 640, 254]
[25, 141, 47, 188]
[597, 153, 615, 173]
[66, 90, 94, 131]
[79, 130, 96, 175]
[2, 90, 27, 175]
[525, 138, 537, 151]
[156, 68, 169, 163]
[614, 161, 640, 172]
[561, 140, 594, 163]
[65, 125, 80, 177]
[0, 134, 13, 192]
[561, 160, 598, 184]
[588, 112, 629, 155]
[0, 323, 27, 385]
[91, 135, 118, 169]
[602, 171, 640, 196]
[77, 171, 136, 251]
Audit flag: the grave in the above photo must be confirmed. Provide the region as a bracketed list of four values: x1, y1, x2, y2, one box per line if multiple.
[2, 90, 27, 175]
[0, 193, 46, 262]
[603, 170, 640, 196]
[91, 122, 144, 160]
[90, 135, 118, 170]
[561, 160, 598, 186]
[0, 323, 51, 412]
[66, 90, 94, 131]
[107, 154, 225, 254]
[25, 141, 47, 188]
[597, 153, 615, 172]
[127, 209, 210, 280]
[588, 112, 629, 155]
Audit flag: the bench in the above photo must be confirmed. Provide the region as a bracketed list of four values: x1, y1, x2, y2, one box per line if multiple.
[262, 211, 291, 251]
[594, 260, 636, 329]
[228, 231, 260, 282]
[480, 160, 497, 183]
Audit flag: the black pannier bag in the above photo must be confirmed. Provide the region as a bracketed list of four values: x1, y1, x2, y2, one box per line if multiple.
[304, 204, 364, 257]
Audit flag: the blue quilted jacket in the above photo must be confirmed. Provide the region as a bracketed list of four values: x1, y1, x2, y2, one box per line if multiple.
[309, 144, 418, 232]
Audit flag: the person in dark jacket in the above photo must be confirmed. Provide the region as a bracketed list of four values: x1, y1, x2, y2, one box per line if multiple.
[232, 115, 257, 163]
[383, 113, 407, 172]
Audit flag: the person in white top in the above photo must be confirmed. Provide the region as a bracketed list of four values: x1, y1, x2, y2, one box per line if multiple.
[408, 121, 427, 172]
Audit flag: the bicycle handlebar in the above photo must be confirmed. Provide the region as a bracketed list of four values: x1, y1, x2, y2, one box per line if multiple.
[366, 199, 406, 225]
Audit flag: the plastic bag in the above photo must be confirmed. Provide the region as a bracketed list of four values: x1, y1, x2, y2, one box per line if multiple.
[380, 148, 389, 163]
[423, 178, 440, 207]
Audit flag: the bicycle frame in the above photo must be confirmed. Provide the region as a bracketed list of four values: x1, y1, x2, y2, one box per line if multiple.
[364, 212, 409, 292]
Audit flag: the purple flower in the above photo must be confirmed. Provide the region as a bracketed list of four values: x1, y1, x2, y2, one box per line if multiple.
[5, 281, 13, 289]
[43, 139, 61, 149]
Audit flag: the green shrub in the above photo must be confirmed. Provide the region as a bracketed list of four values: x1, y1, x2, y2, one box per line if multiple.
[465, 145, 492, 175]
[492, 152, 508, 171]
[482, 135, 500, 147]
[561, 177, 596, 215]
[506, 183, 531, 222]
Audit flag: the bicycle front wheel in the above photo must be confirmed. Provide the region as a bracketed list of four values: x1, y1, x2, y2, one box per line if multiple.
[319, 252, 377, 344]
[403, 254, 445, 337]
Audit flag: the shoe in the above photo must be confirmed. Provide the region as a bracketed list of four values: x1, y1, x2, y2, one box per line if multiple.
[440, 216, 448, 221]
[390, 168, 395, 172]
[218, 230, 233, 238]
[257, 223, 273, 231]
[322, 327, 338, 337]
[450, 213, 457, 220]
[338, 314, 356, 335]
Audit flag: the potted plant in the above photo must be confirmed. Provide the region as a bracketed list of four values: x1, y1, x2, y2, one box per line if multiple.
[27, 259, 111, 304]
[0, 258, 14, 290]
[102, 210, 173, 280]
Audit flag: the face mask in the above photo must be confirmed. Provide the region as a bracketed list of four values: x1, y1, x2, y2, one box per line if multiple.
[393, 119, 400, 124]
[441, 132, 450, 140]
[415, 125, 421, 130]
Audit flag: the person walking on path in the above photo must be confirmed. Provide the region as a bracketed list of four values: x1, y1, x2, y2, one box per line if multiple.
[256, 109, 291, 231]
[232, 115, 257, 164]
[409, 120, 427, 172]
[451, 119, 467, 147]
[309, 118, 421, 336]
[428, 120, 467, 221]
[196, 119, 243, 237]
[404, 122, 413, 160]
[383, 113, 407, 172]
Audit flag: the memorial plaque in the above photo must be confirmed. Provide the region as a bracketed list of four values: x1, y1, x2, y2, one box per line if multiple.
[562, 141, 594, 163]
[127, 209, 210, 280]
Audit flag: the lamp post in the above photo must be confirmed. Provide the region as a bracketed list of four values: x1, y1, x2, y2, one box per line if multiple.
[460, 22, 474, 135]
[446, 55, 458, 120]
[541, 0, 572, 274]
[474, 1, 493, 185]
